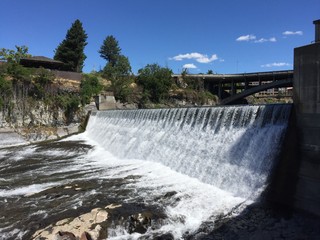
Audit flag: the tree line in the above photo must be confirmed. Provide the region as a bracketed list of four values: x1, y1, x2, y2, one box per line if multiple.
[53, 19, 176, 104]
[1, 19, 217, 119]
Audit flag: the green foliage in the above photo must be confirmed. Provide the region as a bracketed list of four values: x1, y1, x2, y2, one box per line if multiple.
[55, 94, 80, 124]
[54, 19, 88, 72]
[183, 76, 204, 91]
[0, 76, 12, 109]
[6, 63, 32, 87]
[99, 35, 133, 103]
[99, 35, 121, 66]
[137, 64, 173, 103]
[0, 45, 31, 63]
[32, 67, 55, 100]
[80, 74, 103, 105]
[103, 55, 133, 102]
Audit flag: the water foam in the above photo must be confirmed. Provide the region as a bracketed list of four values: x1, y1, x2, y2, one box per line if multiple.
[84, 105, 291, 199]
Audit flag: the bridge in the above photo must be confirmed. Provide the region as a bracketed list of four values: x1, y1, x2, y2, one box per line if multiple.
[172, 70, 293, 105]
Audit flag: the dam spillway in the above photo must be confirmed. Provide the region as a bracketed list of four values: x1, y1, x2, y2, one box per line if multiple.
[85, 104, 291, 199]
[0, 104, 292, 239]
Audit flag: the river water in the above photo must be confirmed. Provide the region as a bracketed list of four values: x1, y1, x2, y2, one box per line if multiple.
[0, 105, 291, 239]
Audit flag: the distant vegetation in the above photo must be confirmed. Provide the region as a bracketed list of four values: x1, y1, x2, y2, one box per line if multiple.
[0, 19, 218, 126]
[0, 45, 102, 124]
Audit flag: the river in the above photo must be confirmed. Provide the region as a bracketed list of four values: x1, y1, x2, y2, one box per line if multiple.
[0, 105, 291, 239]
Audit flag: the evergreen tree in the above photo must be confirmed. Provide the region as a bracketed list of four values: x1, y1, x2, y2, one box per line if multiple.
[103, 55, 133, 102]
[54, 19, 87, 72]
[99, 35, 133, 102]
[99, 35, 121, 66]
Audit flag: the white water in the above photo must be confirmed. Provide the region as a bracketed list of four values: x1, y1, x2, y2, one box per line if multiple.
[0, 104, 291, 239]
[84, 105, 290, 199]
[0, 132, 28, 148]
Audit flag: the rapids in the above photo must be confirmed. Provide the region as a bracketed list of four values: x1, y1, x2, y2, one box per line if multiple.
[0, 104, 291, 239]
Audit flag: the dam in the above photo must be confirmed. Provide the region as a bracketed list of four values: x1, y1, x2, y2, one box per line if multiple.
[0, 20, 319, 239]
[0, 105, 293, 239]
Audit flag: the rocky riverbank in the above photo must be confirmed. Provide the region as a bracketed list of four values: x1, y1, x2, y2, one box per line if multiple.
[30, 197, 320, 240]
[0, 123, 82, 147]
[28, 183, 170, 240]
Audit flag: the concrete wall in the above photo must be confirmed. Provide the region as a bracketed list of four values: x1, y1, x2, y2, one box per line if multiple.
[95, 92, 116, 110]
[293, 41, 320, 215]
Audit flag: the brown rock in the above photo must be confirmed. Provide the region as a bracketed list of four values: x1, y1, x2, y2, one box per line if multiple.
[54, 231, 76, 240]
[80, 231, 92, 240]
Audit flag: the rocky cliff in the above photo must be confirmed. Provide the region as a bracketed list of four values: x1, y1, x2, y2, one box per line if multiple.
[0, 100, 93, 143]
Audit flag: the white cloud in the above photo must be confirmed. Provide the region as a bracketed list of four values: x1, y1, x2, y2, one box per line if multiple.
[170, 52, 218, 63]
[183, 63, 197, 69]
[261, 62, 291, 68]
[282, 30, 303, 36]
[236, 34, 256, 41]
[254, 37, 277, 43]
[255, 38, 268, 43]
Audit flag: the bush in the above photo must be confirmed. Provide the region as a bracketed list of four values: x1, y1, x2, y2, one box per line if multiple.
[80, 74, 103, 105]
[137, 64, 173, 103]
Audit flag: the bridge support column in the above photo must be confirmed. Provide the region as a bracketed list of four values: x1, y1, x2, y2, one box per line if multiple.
[231, 81, 236, 95]
[218, 81, 222, 99]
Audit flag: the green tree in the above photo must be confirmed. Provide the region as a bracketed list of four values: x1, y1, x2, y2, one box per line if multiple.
[54, 19, 88, 72]
[0, 45, 31, 63]
[0, 76, 12, 111]
[80, 74, 103, 105]
[103, 55, 133, 102]
[137, 64, 173, 103]
[99, 36, 133, 102]
[99, 35, 121, 66]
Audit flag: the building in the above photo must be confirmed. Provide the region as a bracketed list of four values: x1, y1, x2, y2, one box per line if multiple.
[20, 56, 82, 82]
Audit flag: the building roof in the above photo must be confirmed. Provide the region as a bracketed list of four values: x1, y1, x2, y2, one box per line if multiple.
[20, 56, 64, 70]
[20, 56, 64, 64]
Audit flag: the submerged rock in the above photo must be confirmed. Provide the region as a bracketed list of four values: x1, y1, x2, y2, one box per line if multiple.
[128, 212, 152, 234]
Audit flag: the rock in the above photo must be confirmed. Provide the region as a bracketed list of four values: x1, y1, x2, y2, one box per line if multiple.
[128, 212, 152, 234]
[105, 203, 122, 209]
[154, 233, 175, 240]
[54, 231, 76, 240]
[31, 205, 117, 240]
[80, 231, 92, 240]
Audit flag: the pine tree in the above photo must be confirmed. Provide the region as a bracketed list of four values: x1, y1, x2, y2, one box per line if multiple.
[99, 35, 121, 66]
[54, 19, 88, 72]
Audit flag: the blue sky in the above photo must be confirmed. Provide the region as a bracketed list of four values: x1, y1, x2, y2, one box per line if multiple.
[1, 0, 319, 74]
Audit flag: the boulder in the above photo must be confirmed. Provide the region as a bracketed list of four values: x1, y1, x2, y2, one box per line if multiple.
[32, 204, 120, 240]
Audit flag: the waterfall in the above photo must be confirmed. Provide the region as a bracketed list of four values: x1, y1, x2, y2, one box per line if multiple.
[85, 104, 291, 199]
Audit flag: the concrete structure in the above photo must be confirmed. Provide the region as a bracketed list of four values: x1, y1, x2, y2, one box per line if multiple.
[95, 92, 117, 110]
[172, 70, 293, 104]
[291, 20, 320, 216]
[220, 79, 292, 105]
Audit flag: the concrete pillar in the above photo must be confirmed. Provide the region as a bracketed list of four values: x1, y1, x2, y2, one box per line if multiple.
[293, 19, 320, 216]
